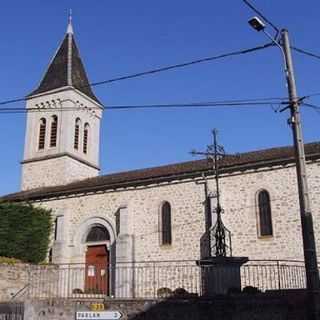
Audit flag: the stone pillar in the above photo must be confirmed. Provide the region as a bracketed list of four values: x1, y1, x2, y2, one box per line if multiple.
[114, 207, 135, 298]
[51, 214, 71, 264]
[197, 256, 248, 296]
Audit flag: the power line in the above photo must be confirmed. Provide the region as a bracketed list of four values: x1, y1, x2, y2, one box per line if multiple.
[304, 92, 320, 99]
[242, 0, 280, 37]
[0, 43, 274, 107]
[0, 45, 318, 114]
[0, 99, 287, 115]
[303, 102, 320, 109]
[302, 102, 320, 114]
[88, 43, 274, 87]
[0, 97, 26, 106]
[0, 96, 288, 110]
[292, 47, 320, 60]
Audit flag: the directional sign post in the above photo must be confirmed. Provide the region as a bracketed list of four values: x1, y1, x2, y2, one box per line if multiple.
[76, 311, 122, 320]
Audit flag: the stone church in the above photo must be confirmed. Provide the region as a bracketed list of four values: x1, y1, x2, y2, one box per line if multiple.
[2, 19, 320, 295]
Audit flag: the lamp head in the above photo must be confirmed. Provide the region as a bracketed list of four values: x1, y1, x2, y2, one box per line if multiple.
[248, 16, 266, 32]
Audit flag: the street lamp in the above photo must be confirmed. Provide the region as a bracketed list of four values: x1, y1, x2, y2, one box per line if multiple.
[248, 17, 320, 320]
[248, 17, 286, 64]
[248, 17, 265, 31]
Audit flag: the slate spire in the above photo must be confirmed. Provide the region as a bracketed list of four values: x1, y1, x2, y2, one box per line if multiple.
[29, 15, 100, 104]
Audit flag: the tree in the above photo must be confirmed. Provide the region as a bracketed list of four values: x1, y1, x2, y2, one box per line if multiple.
[0, 202, 52, 264]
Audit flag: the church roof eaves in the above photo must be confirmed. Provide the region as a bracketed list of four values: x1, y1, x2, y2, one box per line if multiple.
[26, 86, 103, 109]
[2, 142, 320, 202]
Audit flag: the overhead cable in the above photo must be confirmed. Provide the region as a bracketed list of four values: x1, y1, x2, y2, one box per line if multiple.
[0, 43, 273, 107]
[292, 47, 320, 60]
[0, 99, 288, 115]
[242, 0, 280, 37]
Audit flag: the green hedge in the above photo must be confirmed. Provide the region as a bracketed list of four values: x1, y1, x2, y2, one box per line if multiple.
[0, 202, 52, 264]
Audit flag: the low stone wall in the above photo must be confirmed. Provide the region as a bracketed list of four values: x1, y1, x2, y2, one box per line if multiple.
[23, 291, 315, 320]
[0, 264, 29, 301]
[0, 263, 62, 301]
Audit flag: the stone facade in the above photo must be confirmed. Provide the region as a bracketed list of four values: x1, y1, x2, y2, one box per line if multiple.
[3, 160, 318, 301]
[21, 155, 99, 191]
[32, 159, 319, 266]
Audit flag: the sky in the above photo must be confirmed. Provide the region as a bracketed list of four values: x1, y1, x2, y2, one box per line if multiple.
[0, 0, 319, 195]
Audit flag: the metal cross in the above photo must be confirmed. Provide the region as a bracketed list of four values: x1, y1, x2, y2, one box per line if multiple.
[191, 129, 232, 257]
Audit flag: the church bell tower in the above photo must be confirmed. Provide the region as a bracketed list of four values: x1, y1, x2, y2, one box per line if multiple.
[21, 17, 103, 190]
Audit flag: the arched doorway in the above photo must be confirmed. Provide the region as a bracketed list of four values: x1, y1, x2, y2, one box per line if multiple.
[85, 224, 110, 294]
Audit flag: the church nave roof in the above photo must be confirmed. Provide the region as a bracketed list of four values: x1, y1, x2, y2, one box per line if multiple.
[2, 142, 320, 202]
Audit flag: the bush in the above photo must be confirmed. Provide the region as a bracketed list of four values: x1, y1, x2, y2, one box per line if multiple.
[0, 257, 22, 265]
[242, 286, 260, 294]
[157, 287, 173, 298]
[0, 202, 52, 264]
[173, 288, 189, 298]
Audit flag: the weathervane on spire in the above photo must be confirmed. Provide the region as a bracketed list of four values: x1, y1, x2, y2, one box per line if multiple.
[67, 9, 74, 34]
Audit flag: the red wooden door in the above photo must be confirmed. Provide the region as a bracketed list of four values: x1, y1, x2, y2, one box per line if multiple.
[85, 245, 109, 294]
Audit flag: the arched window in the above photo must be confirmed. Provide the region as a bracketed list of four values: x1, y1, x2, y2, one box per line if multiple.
[161, 201, 172, 245]
[50, 115, 58, 147]
[257, 190, 273, 236]
[83, 123, 89, 154]
[74, 118, 81, 150]
[86, 225, 110, 242]
[38, 118, 46, 150]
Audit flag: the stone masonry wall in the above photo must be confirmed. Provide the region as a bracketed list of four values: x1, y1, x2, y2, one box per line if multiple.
[0, 264, 63, 302]
[23, 293, 313, 320]
[38, 160, 320, 265]
[21, 156, 98, 190]
[0, 264, 29, 301]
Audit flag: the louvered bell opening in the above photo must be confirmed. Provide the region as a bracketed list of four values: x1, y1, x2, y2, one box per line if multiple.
[50, 116, 58, 147]
[74, 118, 80, 150]
[38, 118, 46, 150]
[83, 123, 89, 154]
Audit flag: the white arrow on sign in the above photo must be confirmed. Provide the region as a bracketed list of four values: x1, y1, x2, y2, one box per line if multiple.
[76, 311, 122, 320]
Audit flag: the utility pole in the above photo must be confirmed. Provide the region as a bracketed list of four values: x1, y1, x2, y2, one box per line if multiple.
[281, 29, 320, 318]
[249, 15, 320, 317]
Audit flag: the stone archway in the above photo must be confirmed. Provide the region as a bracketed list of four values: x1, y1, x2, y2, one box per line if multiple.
[71, 217, 116, 295]
[85, 225, 110, 294]
[71, 217, 116, 259]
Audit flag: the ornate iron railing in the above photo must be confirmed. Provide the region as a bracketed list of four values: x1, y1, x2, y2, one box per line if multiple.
[0, 302, 24, 319]
[16, 259, 309, 300]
